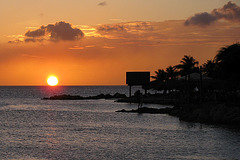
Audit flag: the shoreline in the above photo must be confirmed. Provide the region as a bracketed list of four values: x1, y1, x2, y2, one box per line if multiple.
[116, 95, 240, 126]
[42, 93, 240, 126]
[42, 93, 126, 100]
[116, 95, 176, 105]
[116, 102, 240, 126]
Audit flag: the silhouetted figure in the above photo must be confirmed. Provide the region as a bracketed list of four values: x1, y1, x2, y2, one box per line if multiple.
[135, 90, 143, 109]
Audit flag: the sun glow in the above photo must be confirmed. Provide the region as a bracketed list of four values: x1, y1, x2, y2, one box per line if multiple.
[47, 76, 58, 86]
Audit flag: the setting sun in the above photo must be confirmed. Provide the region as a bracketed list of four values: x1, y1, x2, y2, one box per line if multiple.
[47, 76, 59, 86]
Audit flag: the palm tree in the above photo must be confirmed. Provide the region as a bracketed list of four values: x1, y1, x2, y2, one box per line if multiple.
[151, 69, 167, 82]
[202, 60, 216, 78]
[214, 43, 240, 81]
[166, 65, 177, 80]
[175, 55, 199, 77]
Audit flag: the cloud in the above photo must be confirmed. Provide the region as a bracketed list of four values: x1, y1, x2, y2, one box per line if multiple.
[25, 38, 45, 43]
[185, 1, 240, 26]
[96, 22, 153, 33]
[212, 1, 240, 21]
[22, 21, 84, 42]
[8, 39, 23, 44]
[184, 12, 217, 26]
[97, 24, 127, 32]
[103, 46, 115, 49]
[69, 46, 84, 50]
[25, 27, 46, 37]
[98, 1, 107, 6]
[93, 20, 240, 48]
[85, 45, 96, 48]
[7, 35, 24, 43]
[95, 21, 155, 40]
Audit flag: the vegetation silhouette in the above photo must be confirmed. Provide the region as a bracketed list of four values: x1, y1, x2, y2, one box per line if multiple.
[151, 69, 167, 82]
[214, 43, 240, 82]
[166, 65, 177, 80]
[151, 43, 240, 90]
[150, 66, 177, 83]
[174, 55, 199, 77]
[118, 43, 240, 125]
[202, 60, 216, 78]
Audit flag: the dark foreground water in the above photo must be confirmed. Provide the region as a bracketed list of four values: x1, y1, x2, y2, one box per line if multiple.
[0, 86, 240, 160]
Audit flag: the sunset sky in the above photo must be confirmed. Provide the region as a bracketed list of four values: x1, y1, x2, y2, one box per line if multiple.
[1, 0, 240, 85]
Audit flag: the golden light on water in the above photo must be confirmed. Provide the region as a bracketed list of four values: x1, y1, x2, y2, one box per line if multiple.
[47, 76, 58, 86]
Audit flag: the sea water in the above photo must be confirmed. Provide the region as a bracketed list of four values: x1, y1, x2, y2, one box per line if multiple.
[0, 86, 240, 160]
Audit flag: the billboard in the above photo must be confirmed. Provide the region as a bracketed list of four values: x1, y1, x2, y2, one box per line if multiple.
[126, 72, 150, 86]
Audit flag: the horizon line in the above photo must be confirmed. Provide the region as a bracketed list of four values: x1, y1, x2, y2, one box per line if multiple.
[0, 85, 128, 87]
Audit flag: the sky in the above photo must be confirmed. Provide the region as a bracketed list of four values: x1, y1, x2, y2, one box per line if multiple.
[0, 0, 240, 85]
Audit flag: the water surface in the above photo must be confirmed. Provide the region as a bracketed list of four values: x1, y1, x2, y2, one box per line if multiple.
[0, 86, 239, 160]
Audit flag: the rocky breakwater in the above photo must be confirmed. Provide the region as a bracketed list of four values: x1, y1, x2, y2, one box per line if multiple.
[170, 103, 240, 125]
[42, 93, 126, 100]
[116, 103, 240, 126]
[116, 95, 176, 105]
[116, 107, 173, 114]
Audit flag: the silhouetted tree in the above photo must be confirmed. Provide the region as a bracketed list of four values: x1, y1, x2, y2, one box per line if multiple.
[166, 65, 177, 80]
[202, 60, 216, 78]
[214, 43, 240, 81]
[175, 55, 199, 76]
[151, 69, 167, 82]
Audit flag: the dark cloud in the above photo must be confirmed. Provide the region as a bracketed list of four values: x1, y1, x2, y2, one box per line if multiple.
[212, 1, 240, 21]
[25, 38, 37, 43]
[98, 1, 107, 6]
[97, 24, 126, 32]
[184, 12, 217, 26]
[46, 22, 84, 41]
[25, 38, 45, 43]
[185, 1, 240, 26]
[132, 22, 154, 31]
[24, 21, 84, 42]
[8, 39, 23, 44]
[97, 22, 153, 33]
[25, 27, 45, 37]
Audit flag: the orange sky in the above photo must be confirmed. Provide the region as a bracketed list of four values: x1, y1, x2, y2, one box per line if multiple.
[0, 1, 240, 85]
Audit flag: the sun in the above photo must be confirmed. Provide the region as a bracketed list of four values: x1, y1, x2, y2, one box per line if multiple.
[47, 76, 59, 86]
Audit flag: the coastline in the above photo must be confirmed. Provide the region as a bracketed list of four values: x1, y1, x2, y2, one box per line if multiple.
[116, 96, 240, 126]
[42, 93, 126, 100]
[116, 95, 176, 105]
[42, 93, 240, 126]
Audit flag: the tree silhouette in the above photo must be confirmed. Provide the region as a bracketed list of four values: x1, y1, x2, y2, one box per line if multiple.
[214, 43, 240, 81]
[175, 55, 199, 76]
[166, 65, 177, 80]
[151, 69, 167, 82]
[202, 60, 216, 78]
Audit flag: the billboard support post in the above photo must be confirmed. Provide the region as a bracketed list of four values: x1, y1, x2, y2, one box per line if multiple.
[129, 85, 132, 97]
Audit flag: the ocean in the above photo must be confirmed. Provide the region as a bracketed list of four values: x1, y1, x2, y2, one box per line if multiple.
[0, 86, 240, 160]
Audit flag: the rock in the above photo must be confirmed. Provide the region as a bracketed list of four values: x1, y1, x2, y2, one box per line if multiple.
[113, 93, 127, 98]
[116, 109, 127, 112]
[43, 93, 127, 100]
[116, 107, 173, 114]
[43, 94, 83, 100]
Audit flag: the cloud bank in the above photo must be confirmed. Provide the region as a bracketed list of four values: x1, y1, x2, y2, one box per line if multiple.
[10, 21, 84, 43]
[93, 20, 240, 48]
[96, 22, 153, 34]
[97, 24, 127, 32]
[185, 1, 240, 26]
